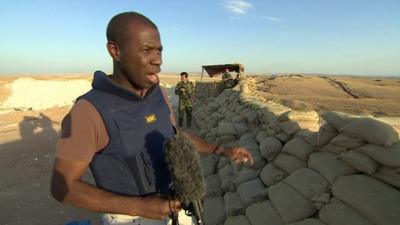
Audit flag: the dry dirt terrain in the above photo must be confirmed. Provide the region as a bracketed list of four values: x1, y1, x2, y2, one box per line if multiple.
[0, 73, 399, 225]
[255, 74, 400, 117]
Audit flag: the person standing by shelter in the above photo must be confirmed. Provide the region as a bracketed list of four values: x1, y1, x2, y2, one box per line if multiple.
[175, 72, 194, 128]
[221, 68, 234, 90]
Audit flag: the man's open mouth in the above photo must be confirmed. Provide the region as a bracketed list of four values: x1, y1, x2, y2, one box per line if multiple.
[147, 73, 159, 84]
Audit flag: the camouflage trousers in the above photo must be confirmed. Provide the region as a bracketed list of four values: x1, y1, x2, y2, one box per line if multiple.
[178, 99, 192, 128]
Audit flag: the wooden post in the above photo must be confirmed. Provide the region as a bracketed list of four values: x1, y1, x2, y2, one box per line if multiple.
[200, 67, 204, 81]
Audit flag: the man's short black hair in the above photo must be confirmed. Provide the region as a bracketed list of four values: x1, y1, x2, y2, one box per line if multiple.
[180, 72, 188, 78]
[106, 12, 158, 45]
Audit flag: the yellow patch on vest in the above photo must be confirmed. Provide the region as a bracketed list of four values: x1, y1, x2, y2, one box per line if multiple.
[144, 114, 157, 124]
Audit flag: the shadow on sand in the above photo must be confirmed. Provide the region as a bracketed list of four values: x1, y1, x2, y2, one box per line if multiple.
[0, 113, 100, 225]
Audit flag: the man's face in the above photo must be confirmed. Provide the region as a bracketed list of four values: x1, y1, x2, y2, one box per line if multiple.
[117, 22, 162, 89]
[181, 75, 188, 83]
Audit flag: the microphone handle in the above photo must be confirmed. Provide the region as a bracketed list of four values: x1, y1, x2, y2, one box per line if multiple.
[183, 200, 204, 225]
[170, 212, 179, 225]
[192, 200, 204, 225]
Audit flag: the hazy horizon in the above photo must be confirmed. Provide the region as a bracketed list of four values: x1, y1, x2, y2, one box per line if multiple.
[1, 71, 399, 79]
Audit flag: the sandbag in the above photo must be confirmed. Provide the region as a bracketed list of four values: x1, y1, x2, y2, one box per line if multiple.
[223, 191, 245, 216]
[312, 192, 331, 209]
[329, 133, 365, 149]
[218, 164, 234, 192]
[217, 122, 237, 136]
[279, 121, 301, 135]
[283, 168, 329, 200]
[275, 132, 290, 143]
[223, 215, 251, 225]
[211, 112, 225, 121]
[320, 111, 358, 130]
[319, 197, 374, 225]
[231, 167, 259, 186]
[295, 129, 318, 147]
[260, 163, 288, 187]
[241, 131, 256, 139]
[269, 182, 315, 223]
[338, 150, 379, 174]
[288, 219, 327, 225]
[218, 157, 230, 169]
[232, 114, 247, 123]
[230, 161, 241, 175]
[259, 137, 282, 161]
[252, 127, 263, 137]
[332, 175, 400, 225]
[259, 103, 290, 120]
[207, 119, 218, 129]
[199, 129, 208, 138]
[208, 101, 221, 111]
[308, 152, 357, 185]
[232, 122, 249, 135]
[269, 119, 283, 132]
[234, 104, 247, 114]
[372, 166, 400, 189]
[204, 197, 226, 225]
[205, 133, 217, 144]
[217, 135, 237, 145]
[282, 138, 315, 161]
[319, 144, 346, 155]
[317, 123, 339, 147]
[275, 153, 307, 174]
[255, 130, 269, 143]
[228, 92, 239, 102]
[266, 128, 277, 136]
[205, 174, 223, 197]
[341, 117, 399, 147]
[201, 154, 219, 177]
[236, 178, 267, 206]
[245, 200, 284, 225]
[224, 111, 237, 121]
[238, 135, 259, 151]
[355, 143, 400, 168]
[243, 110, 258, 124]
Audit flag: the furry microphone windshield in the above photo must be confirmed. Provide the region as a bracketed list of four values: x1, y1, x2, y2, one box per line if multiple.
[164, 131, 206, 202]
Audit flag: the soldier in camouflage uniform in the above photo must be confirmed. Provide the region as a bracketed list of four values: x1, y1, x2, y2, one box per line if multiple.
[175, 72, 194, 127]
[221, 68, 235, 90]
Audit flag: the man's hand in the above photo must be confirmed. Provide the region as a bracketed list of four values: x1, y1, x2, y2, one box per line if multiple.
[180, 88, 186, 92]
[136, 196, 181, 220]
[218, 147, 254, 165]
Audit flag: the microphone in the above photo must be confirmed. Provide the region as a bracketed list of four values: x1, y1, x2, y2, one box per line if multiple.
[164, 131, 206, 225]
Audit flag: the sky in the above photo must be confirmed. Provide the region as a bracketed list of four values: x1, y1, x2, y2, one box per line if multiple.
[1, 0, 399, 76]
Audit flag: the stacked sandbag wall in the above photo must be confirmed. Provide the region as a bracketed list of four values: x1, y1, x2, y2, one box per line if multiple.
[192, 86, 400, 225]
[193, 77, 258, 99]
[194, 81, 222, 99]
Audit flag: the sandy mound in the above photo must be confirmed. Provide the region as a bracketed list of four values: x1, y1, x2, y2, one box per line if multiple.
[0, 77, 92, 113]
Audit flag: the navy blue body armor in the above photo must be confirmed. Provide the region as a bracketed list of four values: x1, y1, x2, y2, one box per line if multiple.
[79, 71, 175, 196]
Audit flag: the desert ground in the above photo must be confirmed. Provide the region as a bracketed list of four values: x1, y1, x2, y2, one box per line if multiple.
[0, 73, 399, 225]
[255, 74, 400, 117]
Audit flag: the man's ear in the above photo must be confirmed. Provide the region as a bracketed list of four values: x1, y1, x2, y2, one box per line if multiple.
[107, 41, 120, 61]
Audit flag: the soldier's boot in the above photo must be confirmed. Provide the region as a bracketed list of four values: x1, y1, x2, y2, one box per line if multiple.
[178, 110, 184, 127]
[186, 107, 192, 128]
